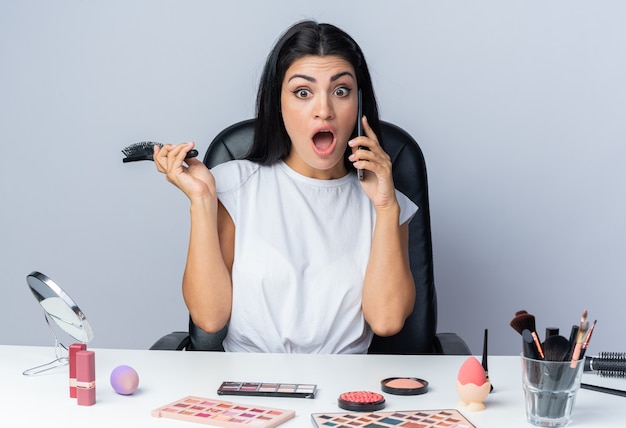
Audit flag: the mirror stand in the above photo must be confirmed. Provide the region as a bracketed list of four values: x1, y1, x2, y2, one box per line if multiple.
[23, 271, 94, 376]
[22, 311, 71, 376]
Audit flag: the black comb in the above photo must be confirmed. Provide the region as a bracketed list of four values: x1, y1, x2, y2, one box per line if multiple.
[121, 141, 199, 163]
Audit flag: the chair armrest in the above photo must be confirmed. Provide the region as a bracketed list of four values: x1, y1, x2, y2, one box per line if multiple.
[434, 332, 472, 355]
[149, 331, 191, 351]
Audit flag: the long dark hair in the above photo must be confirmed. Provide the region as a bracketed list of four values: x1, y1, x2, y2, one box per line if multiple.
[246, 20, 382, 169]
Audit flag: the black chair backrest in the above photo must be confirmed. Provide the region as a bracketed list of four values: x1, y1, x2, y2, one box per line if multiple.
[195, 119, 438, 354]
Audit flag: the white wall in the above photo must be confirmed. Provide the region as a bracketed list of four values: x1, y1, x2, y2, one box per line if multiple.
[1, 0, 624, 355]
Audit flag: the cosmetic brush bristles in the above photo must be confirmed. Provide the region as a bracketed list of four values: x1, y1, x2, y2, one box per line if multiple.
[509, 311, 536, 336]
[542, 335, 571, 361]
[580, 319, 597, 359]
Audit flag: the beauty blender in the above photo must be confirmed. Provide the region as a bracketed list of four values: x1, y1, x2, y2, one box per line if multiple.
[456, 356, 490, 411]
[110, 365, 139, 395]
[458, 356, 487, 386]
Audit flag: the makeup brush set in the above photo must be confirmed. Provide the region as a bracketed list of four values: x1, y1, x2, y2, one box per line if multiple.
[510, 309, 597, 363]
[510, 309, 626, 397]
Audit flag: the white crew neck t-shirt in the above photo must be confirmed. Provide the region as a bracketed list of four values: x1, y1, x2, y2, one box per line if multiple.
[211, 160, 418, 354]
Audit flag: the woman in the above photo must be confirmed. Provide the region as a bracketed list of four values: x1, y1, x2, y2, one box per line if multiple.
[154, 20, 417, 353]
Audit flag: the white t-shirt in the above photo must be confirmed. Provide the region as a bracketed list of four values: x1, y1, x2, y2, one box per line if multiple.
[211, 160, 418, 353]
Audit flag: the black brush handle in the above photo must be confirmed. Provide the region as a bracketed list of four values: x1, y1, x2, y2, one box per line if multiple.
[522, 329, 542, 360]
[565, 325, 579, 362]
[581, 383, 626, 397]
[482, 328, 494, 392]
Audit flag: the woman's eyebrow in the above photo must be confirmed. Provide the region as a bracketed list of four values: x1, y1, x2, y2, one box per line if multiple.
[287, 71, 356, 83]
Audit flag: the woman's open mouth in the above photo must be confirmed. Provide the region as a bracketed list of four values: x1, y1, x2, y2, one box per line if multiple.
[312, 130, 336, 157]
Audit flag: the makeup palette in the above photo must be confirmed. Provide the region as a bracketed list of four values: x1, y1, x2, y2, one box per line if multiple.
[338, 391, 386, 412]
[151, 396, 295, 427]
[311, 409, 476, 428]
[381, 377, 429, 396]
[217, 381, 317, 398]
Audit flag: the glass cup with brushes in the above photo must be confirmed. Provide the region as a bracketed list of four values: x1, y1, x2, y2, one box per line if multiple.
[511, 310, 594, 427]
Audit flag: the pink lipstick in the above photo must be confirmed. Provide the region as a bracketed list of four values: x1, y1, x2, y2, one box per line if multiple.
[76, 350, 96, 406]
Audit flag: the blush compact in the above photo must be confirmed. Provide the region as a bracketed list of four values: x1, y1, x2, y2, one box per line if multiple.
[338, 390, 386, 412]
[380, 377, 429, 395]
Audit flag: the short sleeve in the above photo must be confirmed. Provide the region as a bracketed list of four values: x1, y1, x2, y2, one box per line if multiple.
[396, 190, 418, 225]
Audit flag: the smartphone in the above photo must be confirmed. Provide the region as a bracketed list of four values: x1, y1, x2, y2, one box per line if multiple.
[356, 89, 365, 180]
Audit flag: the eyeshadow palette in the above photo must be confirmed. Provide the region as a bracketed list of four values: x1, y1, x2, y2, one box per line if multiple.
[218, 381, 317, 399]
[151, 396, 295, 427]
[311, 409, 476, 428]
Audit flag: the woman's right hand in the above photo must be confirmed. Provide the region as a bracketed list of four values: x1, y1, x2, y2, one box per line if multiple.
[153, 142, 216, 202]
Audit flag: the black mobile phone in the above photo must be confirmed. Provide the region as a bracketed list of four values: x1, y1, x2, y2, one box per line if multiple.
[356, 89, 365, 180]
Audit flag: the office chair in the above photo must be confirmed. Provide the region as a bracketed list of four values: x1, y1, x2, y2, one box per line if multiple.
[150, 119, 471, 355]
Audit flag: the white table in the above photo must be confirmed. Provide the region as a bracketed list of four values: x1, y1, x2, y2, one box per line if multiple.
[2, 345, 624, 427]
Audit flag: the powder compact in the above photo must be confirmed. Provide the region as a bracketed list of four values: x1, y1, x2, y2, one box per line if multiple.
[338, 390, 386, 411]
[380, 377, 429, 395]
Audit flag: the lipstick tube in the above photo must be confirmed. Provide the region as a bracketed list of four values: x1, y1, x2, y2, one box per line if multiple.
[69, 343, 86, 398]
[76, 350, 96, 406]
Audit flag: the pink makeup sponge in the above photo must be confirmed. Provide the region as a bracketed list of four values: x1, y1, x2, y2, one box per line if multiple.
[457, 356, 487, 386]
[110, 365, 139, 395]
[456, 356, 490, 411]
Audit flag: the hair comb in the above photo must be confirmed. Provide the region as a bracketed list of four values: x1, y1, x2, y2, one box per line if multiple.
[584, 352, 626, 378]
[121, 142, 198, 163]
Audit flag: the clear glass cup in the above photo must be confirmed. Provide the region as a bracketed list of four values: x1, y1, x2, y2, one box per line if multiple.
[521, 355, 585, 427]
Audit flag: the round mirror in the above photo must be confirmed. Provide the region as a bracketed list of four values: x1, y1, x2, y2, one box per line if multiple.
[27, 271, 94, 344]
[23, 271, 94, 375]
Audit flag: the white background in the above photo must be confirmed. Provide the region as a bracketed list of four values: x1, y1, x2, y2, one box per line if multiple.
[1, 0, 624, 355]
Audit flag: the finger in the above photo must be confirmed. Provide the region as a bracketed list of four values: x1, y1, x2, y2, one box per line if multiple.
[361, 116, 379, 145]
[167, 142, 195, 163]
[185, 156, 203, 167]
[153, 144, 167, 173]
[350, 143, 391, 177]
[349, 116, 380, 153]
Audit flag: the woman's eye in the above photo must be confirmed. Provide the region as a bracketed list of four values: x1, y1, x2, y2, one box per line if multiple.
[334, 87, 351, 97]
[293, 89, 311, 98]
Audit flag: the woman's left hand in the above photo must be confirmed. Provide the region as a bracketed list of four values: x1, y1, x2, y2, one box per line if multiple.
[348, 116, 398, 210]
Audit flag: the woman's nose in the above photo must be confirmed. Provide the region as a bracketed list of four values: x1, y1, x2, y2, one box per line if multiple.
[315, 94, 334, 120]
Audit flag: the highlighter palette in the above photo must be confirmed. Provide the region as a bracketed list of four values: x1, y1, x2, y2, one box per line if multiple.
[311, 409, 475, 428]
[151, 396, 295, 427]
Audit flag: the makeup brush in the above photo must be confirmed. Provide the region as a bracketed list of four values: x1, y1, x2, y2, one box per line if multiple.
[509, 311, 536, 336]
[570, 309, 589, 367]
[531, 331, 545, 360]
[481, 328, 494, 392]
[542, 335, 571, 362]
[545, 327, 559, 340]
[564, 324, 579, 362]
[522, 329, 542, 360]
[579, 319, 597, 360]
